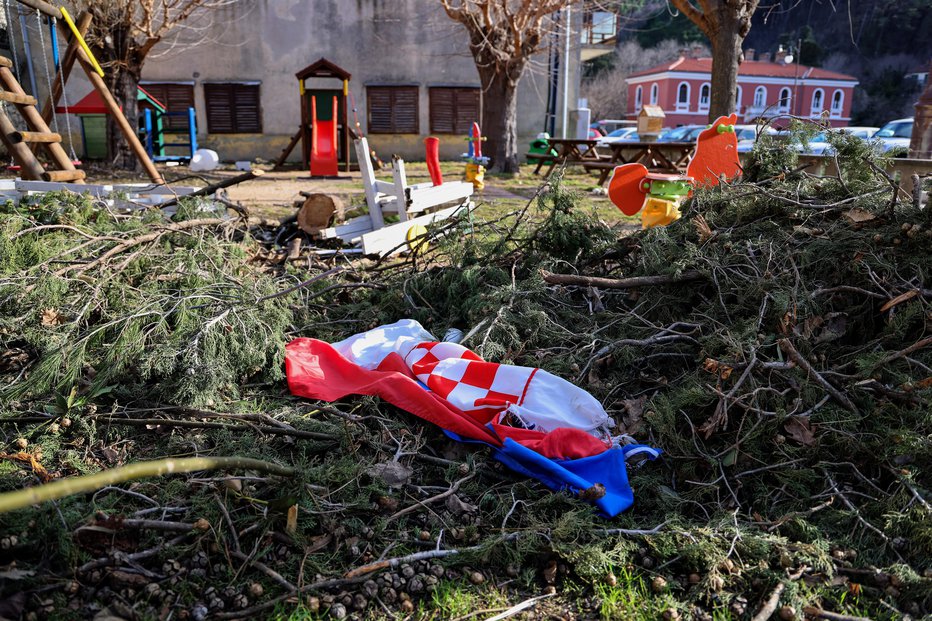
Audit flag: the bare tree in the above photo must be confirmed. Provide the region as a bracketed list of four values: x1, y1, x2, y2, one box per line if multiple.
[71, 0, 235, 169]
[439, 0, 580, 173]
[668, 0, 760, 121]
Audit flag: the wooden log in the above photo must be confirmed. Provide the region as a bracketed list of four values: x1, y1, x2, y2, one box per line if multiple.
[41, 11, 91, 125]
[13, 0, 60, 19]
[539, 270, 705, 289]
[0, 106, 45, 180]
[0, 91, 37, 105]
[11, 131, 61, 143]
[0, 67, 80, 179]
[297, 193, 343, 234]
[42, 169, 86, 182]
[65, 30, 163, 184]
[158, 169, 265, 208]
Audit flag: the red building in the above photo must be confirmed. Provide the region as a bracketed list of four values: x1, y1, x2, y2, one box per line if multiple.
[626, 56, 859, 128]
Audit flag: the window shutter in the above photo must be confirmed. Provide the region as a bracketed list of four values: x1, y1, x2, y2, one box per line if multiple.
[392, 87, 418, 133]
[367, 88, 394, 134]
[430, 88, 455, 133]
[454, 88, 479, 134]
[205, 84, 234, 133]
[204, 84, 262, 134]
[429, 87, 479, 134]
[233, 85, 262, 132]
[367, 86, 419, 134]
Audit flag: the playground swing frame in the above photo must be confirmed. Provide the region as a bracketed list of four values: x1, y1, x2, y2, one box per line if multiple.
[3, 0, 163, 184]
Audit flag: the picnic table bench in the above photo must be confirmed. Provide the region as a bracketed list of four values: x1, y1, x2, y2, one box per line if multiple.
[585, 141, 695, 185]
[526, 138, 696, 186]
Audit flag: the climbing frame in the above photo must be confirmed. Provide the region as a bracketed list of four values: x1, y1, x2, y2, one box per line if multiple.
[0, 55, 84, 182]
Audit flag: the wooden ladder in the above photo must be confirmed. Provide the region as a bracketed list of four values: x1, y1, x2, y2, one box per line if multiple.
[0, 55, 85, 183]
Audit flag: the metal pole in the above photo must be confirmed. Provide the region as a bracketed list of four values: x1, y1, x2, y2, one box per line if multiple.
[561, 6, 570, 139]
[18, 13, 39, 98]
[793, 38, 800, 116]
[49, 17, 59, 70]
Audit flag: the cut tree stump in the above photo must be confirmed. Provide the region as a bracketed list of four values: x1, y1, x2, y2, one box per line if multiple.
[297, 193, 344, 234]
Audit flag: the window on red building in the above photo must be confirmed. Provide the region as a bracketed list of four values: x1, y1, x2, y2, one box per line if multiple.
[699, 83, 710, 109]
[735, 86, 743, 113]
[778, 88, 791, 112]
[676, 82, 690, 110]
[650, 83, 658, 105]
[811, 89, 824, 116]
[635, 86, 642, 111]
[830, 90, 843, 117]
[753, 86, 767, 110]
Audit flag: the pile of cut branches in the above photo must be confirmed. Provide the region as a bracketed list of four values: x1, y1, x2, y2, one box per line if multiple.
[0, 129, 929, 620]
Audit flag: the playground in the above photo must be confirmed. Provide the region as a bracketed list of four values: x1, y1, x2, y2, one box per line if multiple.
[1, 2, 931, 620]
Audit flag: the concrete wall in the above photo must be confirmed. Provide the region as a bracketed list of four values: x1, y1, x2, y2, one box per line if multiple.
[135, 0, 574, 163]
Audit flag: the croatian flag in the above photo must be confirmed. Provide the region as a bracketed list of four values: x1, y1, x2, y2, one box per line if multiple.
[285, 320, 660, 517]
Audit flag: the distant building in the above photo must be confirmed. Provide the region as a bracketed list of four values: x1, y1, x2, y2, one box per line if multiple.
[625, 56, 859, 128]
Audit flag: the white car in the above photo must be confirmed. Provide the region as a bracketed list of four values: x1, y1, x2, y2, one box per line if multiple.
[803, 126, 880, 155]
[874, 118, 913, 153]
[733, 124, 779, 153]
[597, 127, 640, 146]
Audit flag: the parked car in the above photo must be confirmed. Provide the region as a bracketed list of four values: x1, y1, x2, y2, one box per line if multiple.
[658, 125, 705, 142]
[591, 119, 636, 136]
[597, 127, 640, 146]
[803, 126, 880, 155]
[874, 118, 913, 153]
[734, 124, 779, 153]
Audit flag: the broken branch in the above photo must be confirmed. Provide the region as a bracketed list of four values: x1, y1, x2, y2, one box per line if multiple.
[0, 457, 296, 514]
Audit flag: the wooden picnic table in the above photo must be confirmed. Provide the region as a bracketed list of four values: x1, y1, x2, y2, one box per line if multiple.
[529, 138, 608, 176]
[526, 138, 696, 186]
[585, 141, 696, 185]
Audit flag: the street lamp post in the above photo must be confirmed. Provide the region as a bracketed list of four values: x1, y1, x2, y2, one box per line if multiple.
[782, 39, 802, 116]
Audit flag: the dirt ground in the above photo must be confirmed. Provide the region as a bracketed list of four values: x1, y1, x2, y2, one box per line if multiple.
[143, 162, 534, 221]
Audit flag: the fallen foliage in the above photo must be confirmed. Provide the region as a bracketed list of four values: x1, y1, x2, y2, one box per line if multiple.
[0, 129, 930, 620]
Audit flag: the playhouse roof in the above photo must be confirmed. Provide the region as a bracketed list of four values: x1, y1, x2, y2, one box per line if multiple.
[296, 58, 351, 81]
[56, 87, 166, 114]
[628, 57, 857, 82]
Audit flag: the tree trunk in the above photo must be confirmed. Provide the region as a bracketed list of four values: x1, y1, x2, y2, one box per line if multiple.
[478, 66, 520, 174]
[708, 19, 743, 122]
[107, 67, 140, 170]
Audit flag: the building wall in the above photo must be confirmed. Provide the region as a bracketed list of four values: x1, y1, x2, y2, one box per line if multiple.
[136, 0, 567, 162]
[627, 74, 856, 128]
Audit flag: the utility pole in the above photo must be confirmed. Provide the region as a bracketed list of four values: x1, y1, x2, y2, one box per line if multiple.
[561, 5, 570, 138]
[792, 38, 801, 116]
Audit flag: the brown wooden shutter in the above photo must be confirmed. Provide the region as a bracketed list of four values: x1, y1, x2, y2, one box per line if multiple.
[367, 87, 394, 134]
[204, 84, 262, 134]
[205, 84, 234, 133]
[429, 88, 455, 133]
[429, 87, 479, 134]
[454, 88, 480, 134]
[367, 86, 418, 134]
[233, 85, 262, 133]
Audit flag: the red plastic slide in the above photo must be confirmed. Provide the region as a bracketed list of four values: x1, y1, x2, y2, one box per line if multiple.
[310, 95, 338, 177]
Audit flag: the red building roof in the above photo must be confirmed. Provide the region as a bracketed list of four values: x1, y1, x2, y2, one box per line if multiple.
[629, 57, 856, 82]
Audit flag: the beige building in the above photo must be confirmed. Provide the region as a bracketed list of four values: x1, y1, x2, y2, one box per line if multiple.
[133, 0, 612, 163]
[0, 1, 618, 166]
